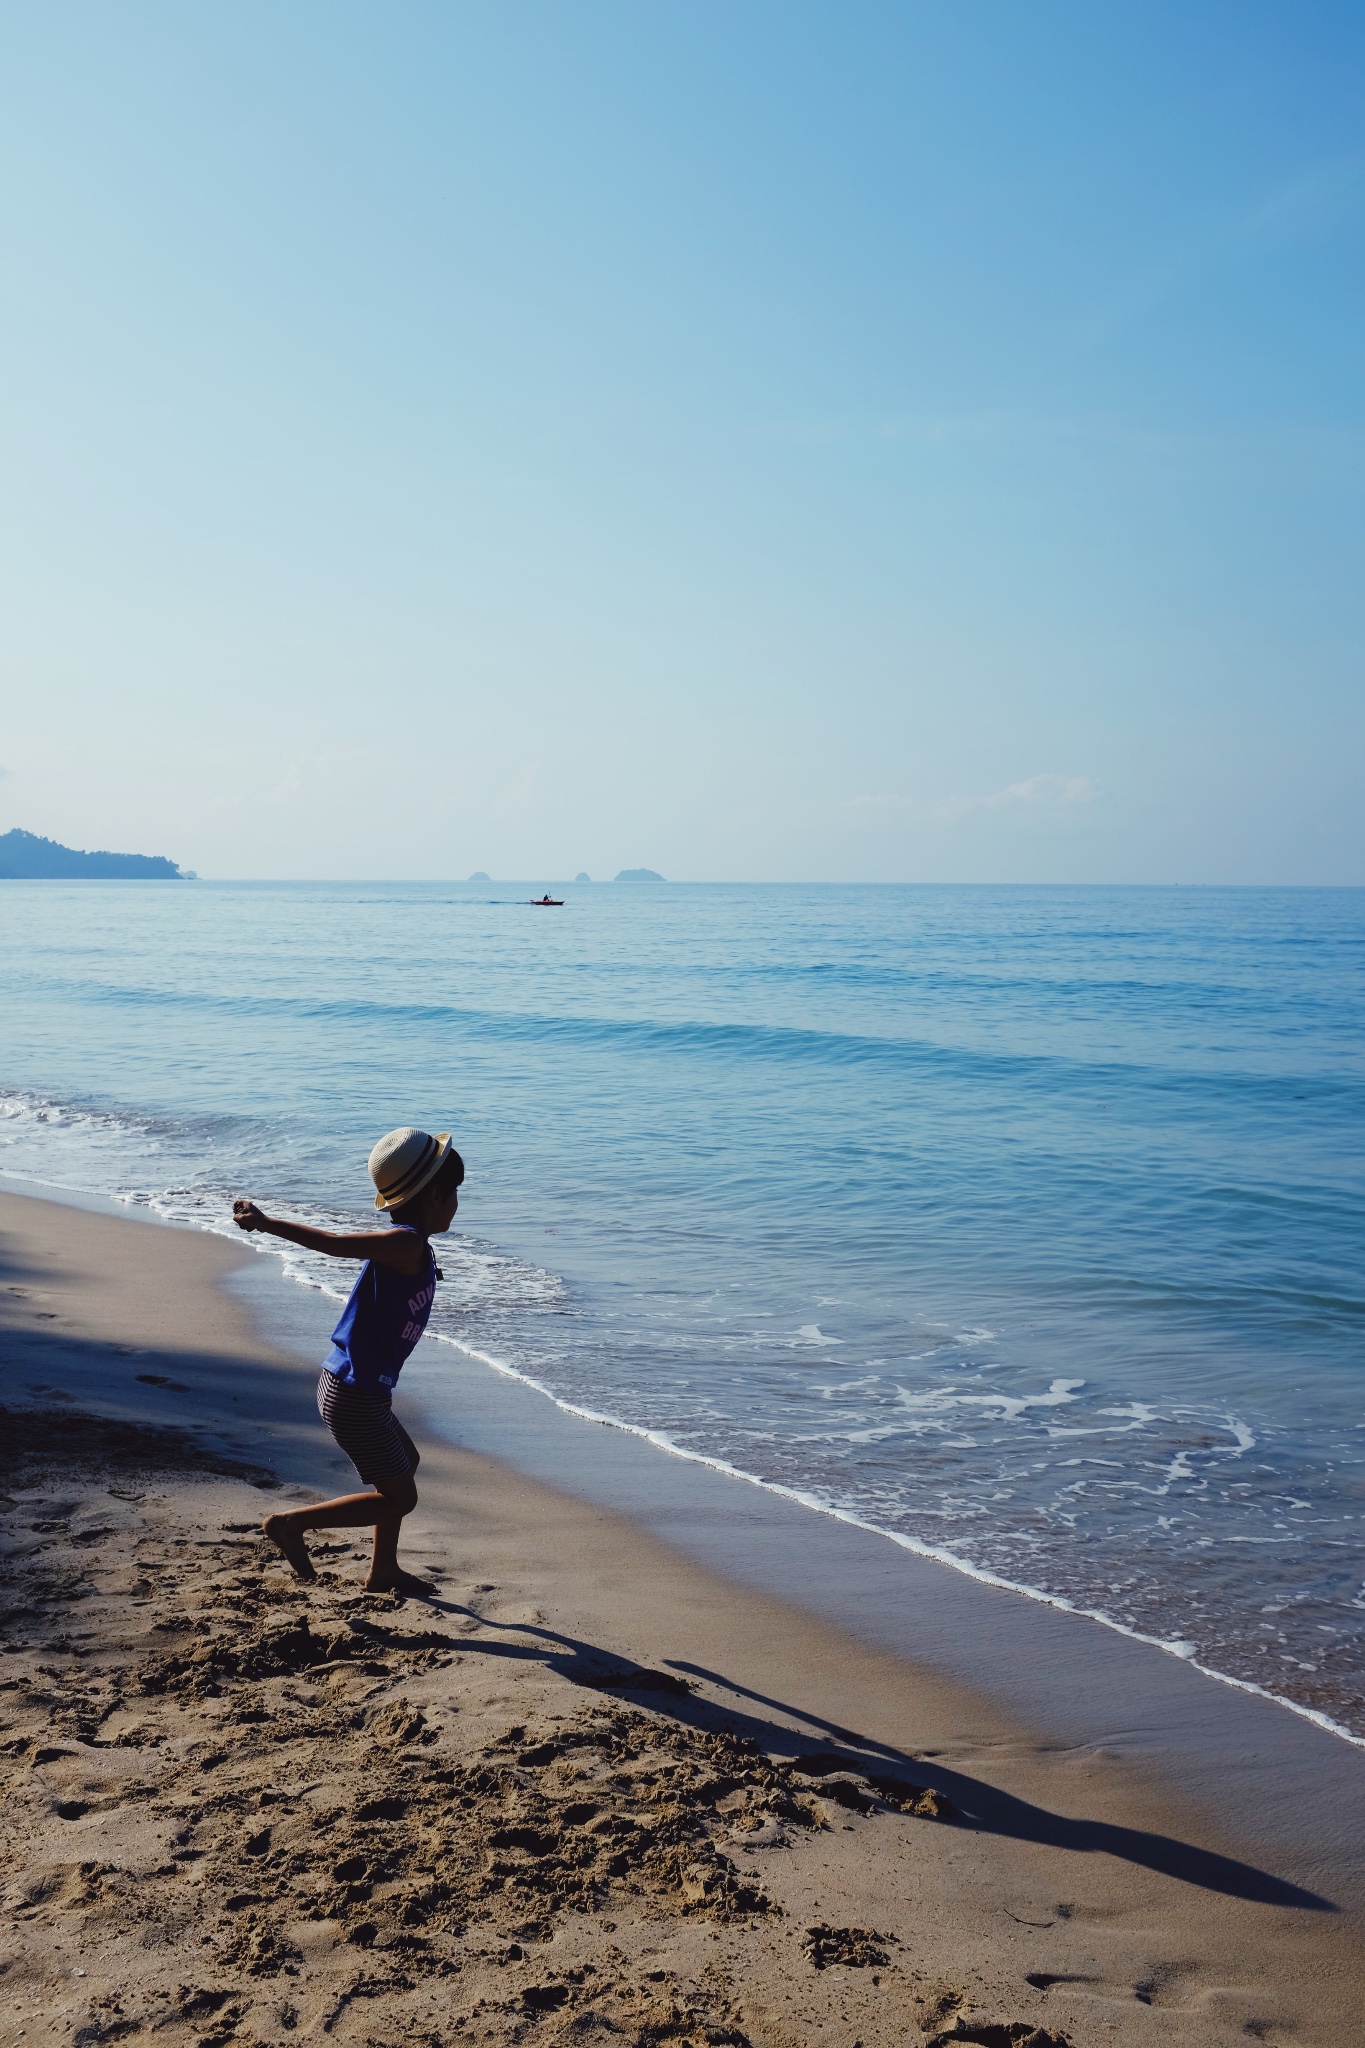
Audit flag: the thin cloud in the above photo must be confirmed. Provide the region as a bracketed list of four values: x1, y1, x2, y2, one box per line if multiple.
[943, 772, 1099, 819]
[848, 774, 1099, 826]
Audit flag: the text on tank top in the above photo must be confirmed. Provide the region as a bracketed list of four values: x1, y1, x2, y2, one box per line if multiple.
[324, 1228, 437, 1393]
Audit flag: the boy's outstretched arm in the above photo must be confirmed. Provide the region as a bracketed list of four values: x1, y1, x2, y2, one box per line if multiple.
[232, 1199, 426, 1273]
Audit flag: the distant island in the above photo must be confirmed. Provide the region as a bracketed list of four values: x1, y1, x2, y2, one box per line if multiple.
[468, 871, 491, 882]
[575, 872, 591, 882]
[615, 867, 665, 882]
[0, 828, 188, 880]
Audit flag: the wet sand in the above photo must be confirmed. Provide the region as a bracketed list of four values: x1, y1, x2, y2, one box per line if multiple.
[2, 1188, 1363, 2046]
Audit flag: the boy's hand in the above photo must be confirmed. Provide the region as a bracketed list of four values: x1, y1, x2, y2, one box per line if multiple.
[233, 1199, 267, 1232]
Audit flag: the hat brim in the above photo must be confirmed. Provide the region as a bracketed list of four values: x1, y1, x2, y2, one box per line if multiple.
[374, 1132, 454, 1210]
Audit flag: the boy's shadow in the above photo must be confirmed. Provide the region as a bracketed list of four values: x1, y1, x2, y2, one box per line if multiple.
[389, 1594, 1335, 1915]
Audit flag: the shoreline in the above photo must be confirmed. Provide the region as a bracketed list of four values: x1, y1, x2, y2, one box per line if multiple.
[9, 1163, 1362, 1757]
[399, 1356, 1365, 1917]
[3, 1186, 1365, 2042]
[214, 1196, 1365, 1914]
[12, 1176, 1365, 1873]
[424, 1337, 1365, 1753]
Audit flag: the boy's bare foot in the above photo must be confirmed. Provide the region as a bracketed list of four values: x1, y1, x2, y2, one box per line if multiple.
[263, 1514, 317, 1581]
[365, 1566, 433, 1597]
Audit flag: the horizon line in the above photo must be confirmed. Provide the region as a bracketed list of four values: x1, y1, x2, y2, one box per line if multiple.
[13, 875, 1358, 891]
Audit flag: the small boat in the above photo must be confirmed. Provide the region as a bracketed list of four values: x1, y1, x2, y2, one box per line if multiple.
[531, 894, 564, 906]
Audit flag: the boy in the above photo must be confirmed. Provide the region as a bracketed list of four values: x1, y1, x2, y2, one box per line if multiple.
[233, 1126, 464, 1594]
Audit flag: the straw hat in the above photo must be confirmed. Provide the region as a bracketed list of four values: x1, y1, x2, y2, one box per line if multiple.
[368, 1127, 454, 1211]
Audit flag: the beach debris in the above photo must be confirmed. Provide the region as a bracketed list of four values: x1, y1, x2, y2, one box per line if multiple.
[879, 1779, 955, 1821]
[801, 1923, 896, 1969]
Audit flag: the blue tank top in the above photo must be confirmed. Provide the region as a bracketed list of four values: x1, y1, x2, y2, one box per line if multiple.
[324, 1228, 437, 1394]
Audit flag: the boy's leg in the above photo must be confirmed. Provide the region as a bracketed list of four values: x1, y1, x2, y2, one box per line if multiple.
[261, 1514, 318, 1580]
[264, 1472, 418, 1582]
[363, 1422, 424, 1591]
[367, 1510, 409, 1591]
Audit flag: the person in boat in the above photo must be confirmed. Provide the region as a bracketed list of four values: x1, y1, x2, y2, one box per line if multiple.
[232, 1127, 464, 1594]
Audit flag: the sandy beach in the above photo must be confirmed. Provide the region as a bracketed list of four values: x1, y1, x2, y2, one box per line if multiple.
[3, 1190, 1363, 2047]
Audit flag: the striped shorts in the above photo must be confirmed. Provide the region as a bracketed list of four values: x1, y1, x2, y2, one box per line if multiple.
[316, 1370, 416, 1490]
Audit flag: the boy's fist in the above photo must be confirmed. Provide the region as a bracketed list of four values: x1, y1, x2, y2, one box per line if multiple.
[233, 1198, 265, 1232]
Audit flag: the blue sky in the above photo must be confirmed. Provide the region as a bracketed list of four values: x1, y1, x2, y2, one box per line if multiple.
[1, 2, 1362, 880]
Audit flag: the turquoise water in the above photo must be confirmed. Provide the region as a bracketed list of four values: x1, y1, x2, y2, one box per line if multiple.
[2, 880, 1362, 1735]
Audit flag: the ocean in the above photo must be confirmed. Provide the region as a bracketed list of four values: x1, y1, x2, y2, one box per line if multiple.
[2, 879, 1362, 1738]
